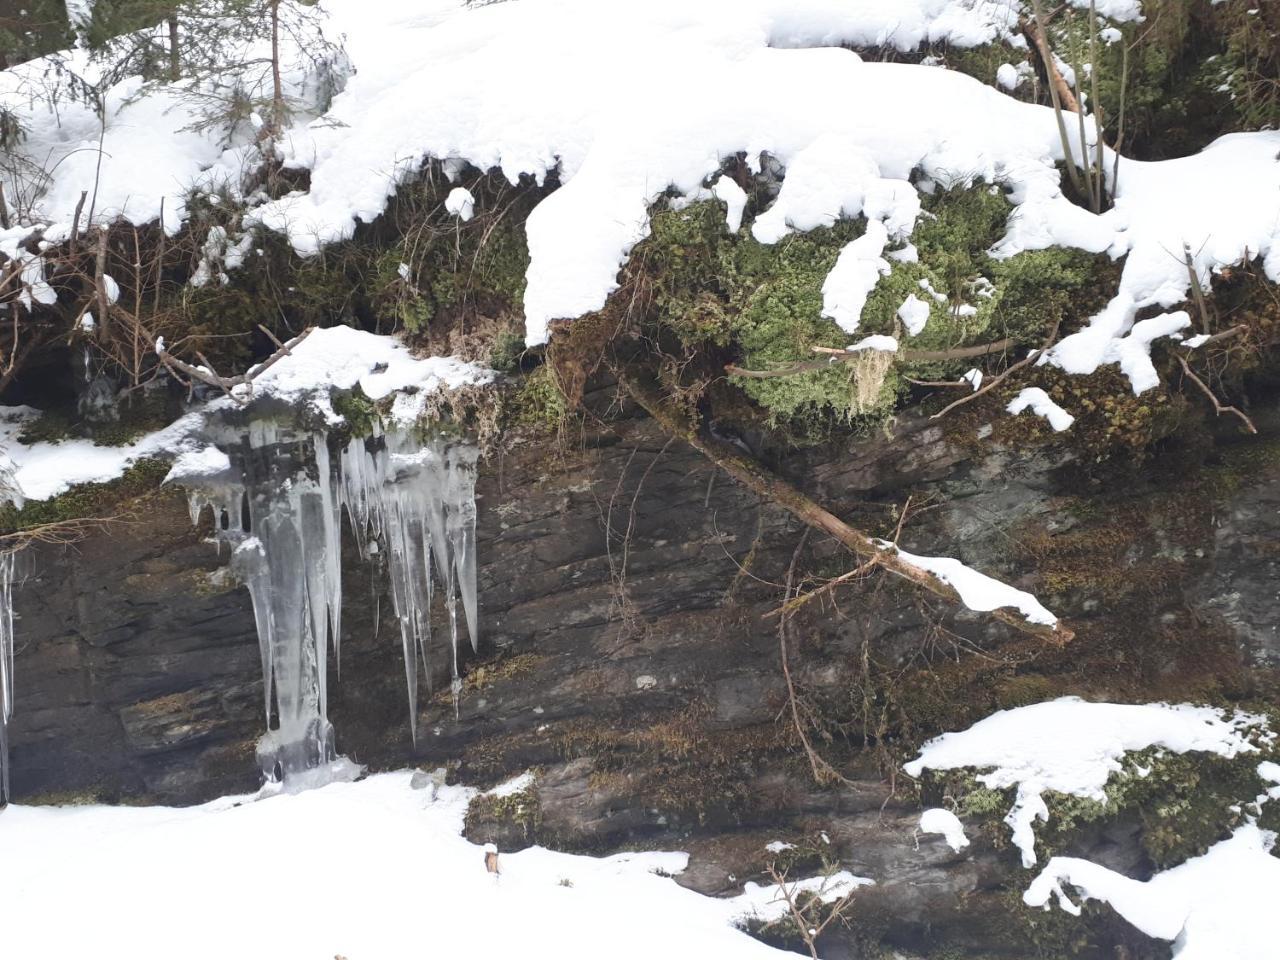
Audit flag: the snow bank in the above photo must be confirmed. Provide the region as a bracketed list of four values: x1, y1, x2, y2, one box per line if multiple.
[0, 772, 861, 960]
[904, 698, 1268, 867]
[1025, 824, 1280, 960]
[8, 0, 1275, 368]
[0, 326, 491, 502]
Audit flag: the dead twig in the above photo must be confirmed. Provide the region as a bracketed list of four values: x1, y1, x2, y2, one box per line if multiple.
[1176, 354, 1257, 435]
[765, 862, 858, 960]
[724, 337, 1016, 380]
[155, 325, 314, 403]
[930, 318, 1062, 421]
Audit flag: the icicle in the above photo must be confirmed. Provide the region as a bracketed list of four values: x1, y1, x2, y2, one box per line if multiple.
[1, 550, 16, 809]
[183, 415, 480, 790]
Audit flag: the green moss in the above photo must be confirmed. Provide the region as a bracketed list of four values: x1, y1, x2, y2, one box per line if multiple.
[464, 781, 543, 843]
[942, 739, 1278, 872]
[16, 410, 77, 445]
[507, 365, 567, 432]
[0, 458, 171, 535]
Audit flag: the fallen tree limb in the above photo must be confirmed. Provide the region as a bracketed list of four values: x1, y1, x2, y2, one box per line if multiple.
[724, 337, 1017, 380]
[155, 325, 314, 403]
[616, 367, 1073, 644]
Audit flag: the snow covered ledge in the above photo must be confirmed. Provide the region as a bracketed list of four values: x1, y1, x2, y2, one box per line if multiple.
[0, 326, 493, 503]
[903, 698, 1271, 868]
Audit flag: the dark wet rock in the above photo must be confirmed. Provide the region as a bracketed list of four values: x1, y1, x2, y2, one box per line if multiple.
[7, 394, 1278, 957]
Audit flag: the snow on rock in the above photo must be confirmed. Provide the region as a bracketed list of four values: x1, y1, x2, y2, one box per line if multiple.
[445, 186, 476, 221]
[0, 772, 858, 960]
[711, 175, 748, 233]
[164, 446, 233, 485]
[897, 292, 931, 336]
[1006, 386, 1075, 432]
[904, 698, 1268, 868]
[237, 324, 490, 423]
[877, 540, 1059, 627]
[0, 326, 492, 503]
[485, 771, 536, 799]
[919, 808, 970, 852]
[996, 62, 1019, 91]
[1024, 824, 1280, 960]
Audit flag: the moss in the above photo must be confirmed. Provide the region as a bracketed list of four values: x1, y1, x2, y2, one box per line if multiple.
[464, 780, 543, 844]
[507, 365, 568, 433]
[940, 737, 1278, 872]
[433, 652, 547, 704]
[328, 387, 383, 445]
[488, 330, 526, 375]
[0, 458, 171, 535]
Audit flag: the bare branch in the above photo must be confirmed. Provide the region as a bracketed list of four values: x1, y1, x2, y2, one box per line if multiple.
[1176, 354, 1257, 435]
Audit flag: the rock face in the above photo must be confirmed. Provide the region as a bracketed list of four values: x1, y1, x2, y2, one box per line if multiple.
[8, 383, 1279, 957]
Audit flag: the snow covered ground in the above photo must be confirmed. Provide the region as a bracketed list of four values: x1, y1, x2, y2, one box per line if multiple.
[0, 772, 867, 960]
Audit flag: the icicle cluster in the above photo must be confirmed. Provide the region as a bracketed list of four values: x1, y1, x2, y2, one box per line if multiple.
[188, 422, 478, 789]
[1, 550, 15, 808]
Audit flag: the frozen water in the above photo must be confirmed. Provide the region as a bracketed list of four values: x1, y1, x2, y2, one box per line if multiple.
[187, 421, 479, 789]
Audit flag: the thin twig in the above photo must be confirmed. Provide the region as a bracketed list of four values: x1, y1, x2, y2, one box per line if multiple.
[1176, 354, 1257, 434]
[930, 318, 1061, 421]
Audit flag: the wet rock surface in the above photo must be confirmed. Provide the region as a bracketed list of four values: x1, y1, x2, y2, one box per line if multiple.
[8, 387, 1279, 957]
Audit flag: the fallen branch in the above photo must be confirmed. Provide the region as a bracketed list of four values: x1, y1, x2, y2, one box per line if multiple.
[616, 367, 1072, 644]
[1022, 5, 1080, 114]
[155, 325, 314, 403]
[930, 318, 1061, 421]
[1176, 354, 1257, 435]
[724, 337, 1016, 380]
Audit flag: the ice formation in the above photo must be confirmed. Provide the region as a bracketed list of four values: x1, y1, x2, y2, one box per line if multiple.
[186, 421, 479, 788]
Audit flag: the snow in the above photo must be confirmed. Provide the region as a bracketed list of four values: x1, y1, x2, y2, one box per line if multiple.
[821, 219, 893, 333]
[904, 698, 1268, 867]
[485, 770, 536, 799]
[1006, 387, 1075, 432]
[996, 62, 1019, 91]
[877, 540, 1059, 627]
[846, 334, 899, 353]
[0, 326, 491, 504]
[446, 186, 476, 221]
[1025, 824, 1280, 960]
[919, 808, 969, 852]
[0, 772, 866, 960]
[896, 292, 931, 336]
[4, 0, 1277, 373]
[712, 175, 748, 233]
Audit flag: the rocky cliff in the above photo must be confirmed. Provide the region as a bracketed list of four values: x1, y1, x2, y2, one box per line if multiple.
[8, 371, 1278, 958]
